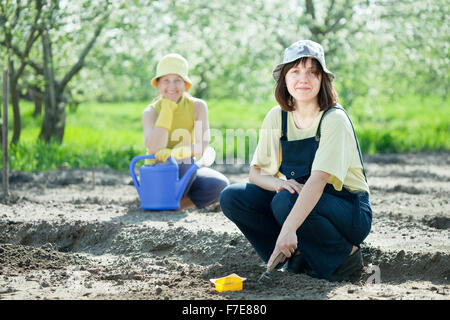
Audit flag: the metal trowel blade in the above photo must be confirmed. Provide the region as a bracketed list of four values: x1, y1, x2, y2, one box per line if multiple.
[257, 252, 284, 283]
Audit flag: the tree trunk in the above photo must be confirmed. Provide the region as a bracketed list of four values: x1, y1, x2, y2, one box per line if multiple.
[38, 12, 106, 144]
[33, 98, 43, 118]
[8, 60, 21, 145]
[0, 76, 2, 144]
[29, 86, 43, 117]
[39, 29, 66, 143]
[40, 90, 66, 143]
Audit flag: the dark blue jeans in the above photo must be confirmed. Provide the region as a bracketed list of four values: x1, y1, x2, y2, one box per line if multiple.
[179, 163, 229, 209]
[220, 183, 372, 279]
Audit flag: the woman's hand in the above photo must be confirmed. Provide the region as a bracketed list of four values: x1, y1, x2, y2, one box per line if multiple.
[275, 179, 304, 194]
[248, 167, 304, 194]
[267, 226, 298, 268]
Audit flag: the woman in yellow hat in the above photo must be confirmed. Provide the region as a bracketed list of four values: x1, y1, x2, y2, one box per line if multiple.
[142, 53, 229, 210]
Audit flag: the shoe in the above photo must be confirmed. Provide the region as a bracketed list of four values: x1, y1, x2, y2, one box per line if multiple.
[286, 251, 311, 274]
[329, 247, 363, 282]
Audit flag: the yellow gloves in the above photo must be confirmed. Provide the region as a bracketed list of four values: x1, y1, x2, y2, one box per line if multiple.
[146, 98, 191, 165]
[170, 146, 192, 160]
[145, 148, 156, 165]
[145, 146, 192, 165]
[154, 98, 178, 130]
[155, 148, 173, 162]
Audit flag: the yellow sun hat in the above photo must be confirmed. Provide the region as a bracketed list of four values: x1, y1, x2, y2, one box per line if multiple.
[151, 53, 192, 91]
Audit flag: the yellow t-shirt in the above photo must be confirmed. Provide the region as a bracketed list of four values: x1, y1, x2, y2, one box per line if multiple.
[152, 93, 195, 148]
[250, 105, 369, 194]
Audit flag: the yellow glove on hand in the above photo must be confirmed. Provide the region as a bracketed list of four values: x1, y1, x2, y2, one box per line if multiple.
[154, 99, 178, 130]
[145, 148, 155, 165]
[154, 148, 172, 163]
[152, 146, 192, 164]
[171, 146, 192, 160]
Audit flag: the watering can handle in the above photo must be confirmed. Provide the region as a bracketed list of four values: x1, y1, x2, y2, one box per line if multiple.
[129, 155, 153, 190]
[129, 155, 178, 189]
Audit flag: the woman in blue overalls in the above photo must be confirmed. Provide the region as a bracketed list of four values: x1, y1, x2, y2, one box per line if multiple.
[220, 40, 372, 281]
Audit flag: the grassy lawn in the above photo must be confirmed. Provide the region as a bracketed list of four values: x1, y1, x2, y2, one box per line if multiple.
[2, 95, 449, 172]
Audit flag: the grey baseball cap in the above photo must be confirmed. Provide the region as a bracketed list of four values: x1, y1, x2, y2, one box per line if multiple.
[272, 40, 335, 82]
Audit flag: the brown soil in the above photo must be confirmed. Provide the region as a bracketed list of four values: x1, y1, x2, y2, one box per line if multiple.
[0, 152, 449, 300]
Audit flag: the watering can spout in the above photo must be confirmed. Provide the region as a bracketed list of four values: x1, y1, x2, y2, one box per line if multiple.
[176, 162, 199, 201]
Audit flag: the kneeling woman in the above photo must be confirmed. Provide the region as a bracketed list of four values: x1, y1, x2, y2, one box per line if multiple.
[220, 40, 372, 281]
[143, 53, 229, 210]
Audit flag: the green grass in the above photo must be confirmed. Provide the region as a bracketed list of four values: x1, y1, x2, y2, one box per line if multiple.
[1, 95, 449, 172]
[207, 98, 272, 130]
[350, 95, 450, 153]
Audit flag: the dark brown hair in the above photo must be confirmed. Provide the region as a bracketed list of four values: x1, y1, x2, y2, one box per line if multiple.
[274, 57, 337, 112]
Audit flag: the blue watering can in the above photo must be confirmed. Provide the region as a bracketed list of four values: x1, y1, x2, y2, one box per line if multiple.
[129, 155, 199, 210]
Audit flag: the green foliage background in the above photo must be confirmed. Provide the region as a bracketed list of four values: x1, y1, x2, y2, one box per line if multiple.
[4, 94, 449, 172]
[0, 0, 449, 172]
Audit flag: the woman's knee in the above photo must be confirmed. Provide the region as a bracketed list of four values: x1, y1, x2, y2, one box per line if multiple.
[219, 183, 243, 217]
[189, 169, 229, 208]
[270, 190, 297, 226]
[216, 176, 230, 195]
[205, 176, 229, 203]
[220, 182, 276, 219]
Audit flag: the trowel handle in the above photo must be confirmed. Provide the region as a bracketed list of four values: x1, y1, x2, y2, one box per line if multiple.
[129, 154, 155, 189]
[267, 252, 284, 272]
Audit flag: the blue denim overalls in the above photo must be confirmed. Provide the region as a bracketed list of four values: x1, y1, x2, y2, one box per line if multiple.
[220, 105, 372, 280]
[272, 105, 372, 278]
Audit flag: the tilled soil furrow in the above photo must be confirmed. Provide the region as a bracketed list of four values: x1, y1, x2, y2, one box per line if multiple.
[0, 151, 449, 299]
